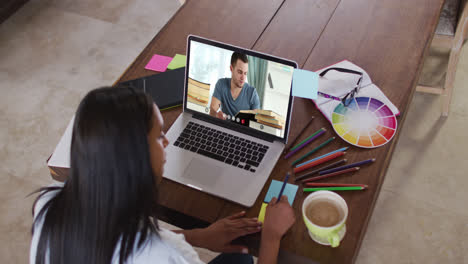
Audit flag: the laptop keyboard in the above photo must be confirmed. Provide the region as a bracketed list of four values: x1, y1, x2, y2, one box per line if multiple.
[173, 121, 268, 173]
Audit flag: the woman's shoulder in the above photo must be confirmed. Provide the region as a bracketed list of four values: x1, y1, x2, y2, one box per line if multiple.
[159, 229, 204, 263]
[125, 228, 204, 264]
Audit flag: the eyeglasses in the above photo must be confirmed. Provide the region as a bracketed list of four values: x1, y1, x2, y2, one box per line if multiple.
[317, 67, 363, 107]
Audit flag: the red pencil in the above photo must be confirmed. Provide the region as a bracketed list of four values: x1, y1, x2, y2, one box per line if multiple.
[293, 151, 345, 173]
[304, 183, 368, 188]
[302, 167, 360, 183]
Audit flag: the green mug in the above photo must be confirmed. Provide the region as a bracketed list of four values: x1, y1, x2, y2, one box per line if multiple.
[302, 191, 348, 247]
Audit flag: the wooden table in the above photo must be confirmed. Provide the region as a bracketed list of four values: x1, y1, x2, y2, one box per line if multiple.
[49, 0, 444, 263]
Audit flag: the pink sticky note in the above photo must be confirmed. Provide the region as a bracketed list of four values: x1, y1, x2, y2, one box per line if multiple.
[144, 54, 173, 72]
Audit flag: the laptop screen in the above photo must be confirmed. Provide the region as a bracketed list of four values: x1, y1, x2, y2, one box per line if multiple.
[185, 36, 297, 141]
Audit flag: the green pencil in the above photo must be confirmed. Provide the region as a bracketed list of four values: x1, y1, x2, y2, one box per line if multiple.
[303, 186, 366, 192]
[290, 128, 325, 151]
[291, 137, 335, 166]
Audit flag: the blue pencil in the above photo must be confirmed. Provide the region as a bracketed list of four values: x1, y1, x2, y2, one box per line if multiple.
[276, 173, 290, 203]
[295, 147, 348, 168]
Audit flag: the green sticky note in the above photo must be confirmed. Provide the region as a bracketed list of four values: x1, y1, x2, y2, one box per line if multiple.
[258, 203, 268, 223]
[264, 180, 298, 206]
[167, 54, 186, 70]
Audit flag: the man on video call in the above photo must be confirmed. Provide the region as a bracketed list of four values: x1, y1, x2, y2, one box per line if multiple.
[210, 52, 260, 120]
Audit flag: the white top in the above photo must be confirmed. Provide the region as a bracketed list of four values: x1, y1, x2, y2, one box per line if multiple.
[30, 186, 204, 264]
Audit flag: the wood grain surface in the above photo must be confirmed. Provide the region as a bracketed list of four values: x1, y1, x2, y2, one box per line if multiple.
[49, 0, 445, 262]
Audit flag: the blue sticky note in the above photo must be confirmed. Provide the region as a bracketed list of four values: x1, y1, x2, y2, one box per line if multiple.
[292, 69, 318, 99]
[264, 180, 299, 205]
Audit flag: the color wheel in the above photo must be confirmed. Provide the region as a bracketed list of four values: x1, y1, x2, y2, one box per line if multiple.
[332, 97, 397, 148]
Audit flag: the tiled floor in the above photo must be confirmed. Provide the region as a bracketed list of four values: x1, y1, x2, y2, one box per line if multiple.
[1, 1, 467, 263]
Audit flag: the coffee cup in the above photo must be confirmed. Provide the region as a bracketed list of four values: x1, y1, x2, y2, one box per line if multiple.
[302, 191, 348, 247]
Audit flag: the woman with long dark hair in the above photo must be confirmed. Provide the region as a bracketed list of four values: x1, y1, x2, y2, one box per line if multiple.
[30, 86, 295, 264]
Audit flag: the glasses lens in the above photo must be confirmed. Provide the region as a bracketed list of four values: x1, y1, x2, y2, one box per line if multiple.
[342, 94, 351, 106]
[344, 98, 352, 106]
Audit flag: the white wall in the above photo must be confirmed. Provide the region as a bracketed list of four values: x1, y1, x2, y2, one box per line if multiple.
[262, 61, 294, 119]
[188, 41, 233, 107]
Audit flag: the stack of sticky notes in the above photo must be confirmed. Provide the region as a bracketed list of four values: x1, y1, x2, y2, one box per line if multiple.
[258, 180, 299, 223]
[292, 69, 318, 100]
[167, 54, 187, 70]
[145, 53, 187, 72]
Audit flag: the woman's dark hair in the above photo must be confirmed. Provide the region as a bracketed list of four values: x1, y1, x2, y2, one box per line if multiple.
[32, 86, 159, 264]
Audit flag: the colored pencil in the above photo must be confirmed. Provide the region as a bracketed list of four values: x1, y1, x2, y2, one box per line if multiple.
[294, 159, 347, 182]
[304, 183, 368, 188]
[293, 151, 345, 173]
[283, 116, 315, 153]
[302, 167, 360, 183]
[295, 147, 348, 168]
[303, 186, 366, 192]
[284, 129, 326, 159]
[318, 158, 376, 175]
[276, 173, 290, 203]
[291, 128, 325, 151]
[291, 137, 335, 166]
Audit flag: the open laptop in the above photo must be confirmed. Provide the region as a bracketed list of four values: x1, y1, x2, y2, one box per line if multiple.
[164, 35, 297, 207]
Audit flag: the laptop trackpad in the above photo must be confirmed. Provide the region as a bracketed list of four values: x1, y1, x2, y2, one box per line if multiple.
[182, 158, 220, 188]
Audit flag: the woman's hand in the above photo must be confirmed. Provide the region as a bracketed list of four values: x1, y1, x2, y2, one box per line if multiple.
[257, 195, 296, 264]
[263, 195, 296, 241]
[196, 211, 261, 253]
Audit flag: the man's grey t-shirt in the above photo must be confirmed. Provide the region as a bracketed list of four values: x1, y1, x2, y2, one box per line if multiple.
[212, 78, 260, 117]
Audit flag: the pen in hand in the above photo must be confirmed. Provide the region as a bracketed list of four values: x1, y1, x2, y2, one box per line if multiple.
[276, 173, 290, 204]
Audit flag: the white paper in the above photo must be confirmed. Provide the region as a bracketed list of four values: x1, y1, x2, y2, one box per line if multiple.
[47, 116, 74, 168]
[313, 60, 399, 123]
[316, 60, 372, 105]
